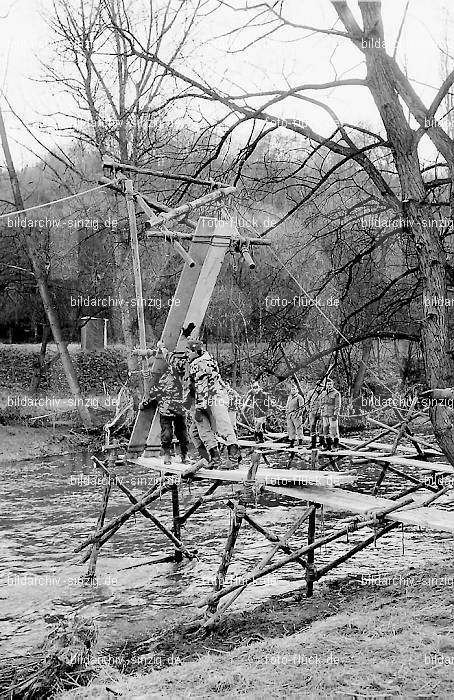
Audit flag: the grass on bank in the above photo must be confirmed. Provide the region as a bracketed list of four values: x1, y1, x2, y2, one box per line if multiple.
[57, 566, 454, 699]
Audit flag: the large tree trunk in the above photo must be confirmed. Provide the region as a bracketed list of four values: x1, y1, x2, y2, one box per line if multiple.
[355, 1, 454, 463]
[0, 105, 93, 429]
[351, 337, 373, 410]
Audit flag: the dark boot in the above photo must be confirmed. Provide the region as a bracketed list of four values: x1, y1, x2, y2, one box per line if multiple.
[255, 431, 264, 444]
[225, 444, 240, 469]
[310, 435, 317, 449]
[163, 448, 172, 465]
[333, 437, 339, 451]
[298, 438, 304, 447]
[180, 447, 190, 464]
[319, 435, 326, 448]
[209, 446, 221, 469]
[197, 445, 210, 463]
[288, 439, 295, 449]
[325, 436, 333, 451]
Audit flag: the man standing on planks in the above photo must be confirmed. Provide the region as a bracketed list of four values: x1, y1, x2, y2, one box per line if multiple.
[157, 338, 241, 468]
[307, 381, 324, 449]
[285, 383, 305, 448]
[143, 366, 190, 465]
[243, 380, 273, 442]
[319, 377, 341, 451]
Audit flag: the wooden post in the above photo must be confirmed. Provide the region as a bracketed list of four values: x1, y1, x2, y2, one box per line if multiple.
[311, 449, 319, 470]
[306, 505, 317, 597]
[86, 478, 112, 582]
[171, 485, 183, 563]
[207, 503, 244, 614]
[125, 178, 149, 397]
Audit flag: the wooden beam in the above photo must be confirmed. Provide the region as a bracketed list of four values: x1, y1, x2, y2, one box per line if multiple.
[306, 506, 317, 597]
[145, 188, 236, 228]
[127, 217, 215, 455]
[125, 178, 149, 396]
[171, 485, 183, 563]
[144, 219, 233, 453]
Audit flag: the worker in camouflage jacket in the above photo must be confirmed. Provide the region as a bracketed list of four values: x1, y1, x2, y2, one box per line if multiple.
[157, 338, 240, 468]
[146, 366, 189, 465]
[319, 377, 341, 451]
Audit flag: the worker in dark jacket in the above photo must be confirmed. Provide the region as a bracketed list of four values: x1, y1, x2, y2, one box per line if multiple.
[319, 377, 341, 451]
[147, 367, 189, 464]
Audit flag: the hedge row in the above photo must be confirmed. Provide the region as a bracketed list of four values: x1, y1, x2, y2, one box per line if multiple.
[0, 345, 129, 396]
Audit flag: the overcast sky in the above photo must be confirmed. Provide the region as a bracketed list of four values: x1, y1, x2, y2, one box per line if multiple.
[1, 0, 453, 167]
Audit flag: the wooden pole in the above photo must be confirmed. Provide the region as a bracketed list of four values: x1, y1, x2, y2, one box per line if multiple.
[179, 481, 223, 525]
[228, 502, 307, 569]
[145, 187, 236, 228]
[86, 478, 112, 582]
[306, 505, 317, 597]
[207, 503, 244, 615]
[171, 485, 183, 563]
[125, 178, 149, 396]
[368, 415, 440, 455]
[315, 522, 399, 580]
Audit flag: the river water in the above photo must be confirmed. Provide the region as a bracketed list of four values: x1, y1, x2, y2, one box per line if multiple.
[1, 449, 453, 660]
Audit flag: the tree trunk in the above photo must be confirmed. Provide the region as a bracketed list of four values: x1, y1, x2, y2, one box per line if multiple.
[351, 337, 373, 413]
[0, 104, 93, 429]
[356, 1, 454, 463]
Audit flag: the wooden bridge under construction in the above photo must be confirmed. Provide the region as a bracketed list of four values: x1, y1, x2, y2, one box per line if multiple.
[75, 160, 454, 628]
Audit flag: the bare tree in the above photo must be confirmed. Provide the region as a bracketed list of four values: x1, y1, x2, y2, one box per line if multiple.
[0, 104, 93, 428]
[114, 0, 454, 462]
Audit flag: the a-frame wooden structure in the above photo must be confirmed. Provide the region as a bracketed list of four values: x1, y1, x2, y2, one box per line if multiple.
[99, 158, 270, 457]
[128, 217, 235, 456]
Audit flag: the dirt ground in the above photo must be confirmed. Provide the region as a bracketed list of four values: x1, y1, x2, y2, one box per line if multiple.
[0, 424, 95, 463]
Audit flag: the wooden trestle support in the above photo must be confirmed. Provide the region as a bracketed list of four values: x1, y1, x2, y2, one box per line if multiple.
[75, 440, 454, 630]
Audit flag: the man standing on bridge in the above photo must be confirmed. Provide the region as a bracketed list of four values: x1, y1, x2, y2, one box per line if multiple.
[157, 338, 241, 468]
[320, 377, 341, 451]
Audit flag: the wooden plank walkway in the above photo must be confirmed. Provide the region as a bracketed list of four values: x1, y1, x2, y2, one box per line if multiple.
[270, 485, 454, 534]
[236, 440, 454, 474]
[131, 457, 357, 487]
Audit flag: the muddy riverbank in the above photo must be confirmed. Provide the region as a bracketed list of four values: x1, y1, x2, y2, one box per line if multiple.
[0, 424, 97, 464]
[55, 561, 454, 699]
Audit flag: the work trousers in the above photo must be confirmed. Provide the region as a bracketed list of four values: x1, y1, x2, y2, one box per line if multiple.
[286, 413, 303, 440]
[206, 390, 238, 446]
[309, 411, 320, 436]
[159, 413, 189, 452]
[322, 415, 339, 439]
[228, 410, 238, 433]
[188, 406, 218, 451]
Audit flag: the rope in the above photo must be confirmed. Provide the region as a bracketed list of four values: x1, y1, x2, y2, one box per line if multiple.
[0, 182, 114, 221]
